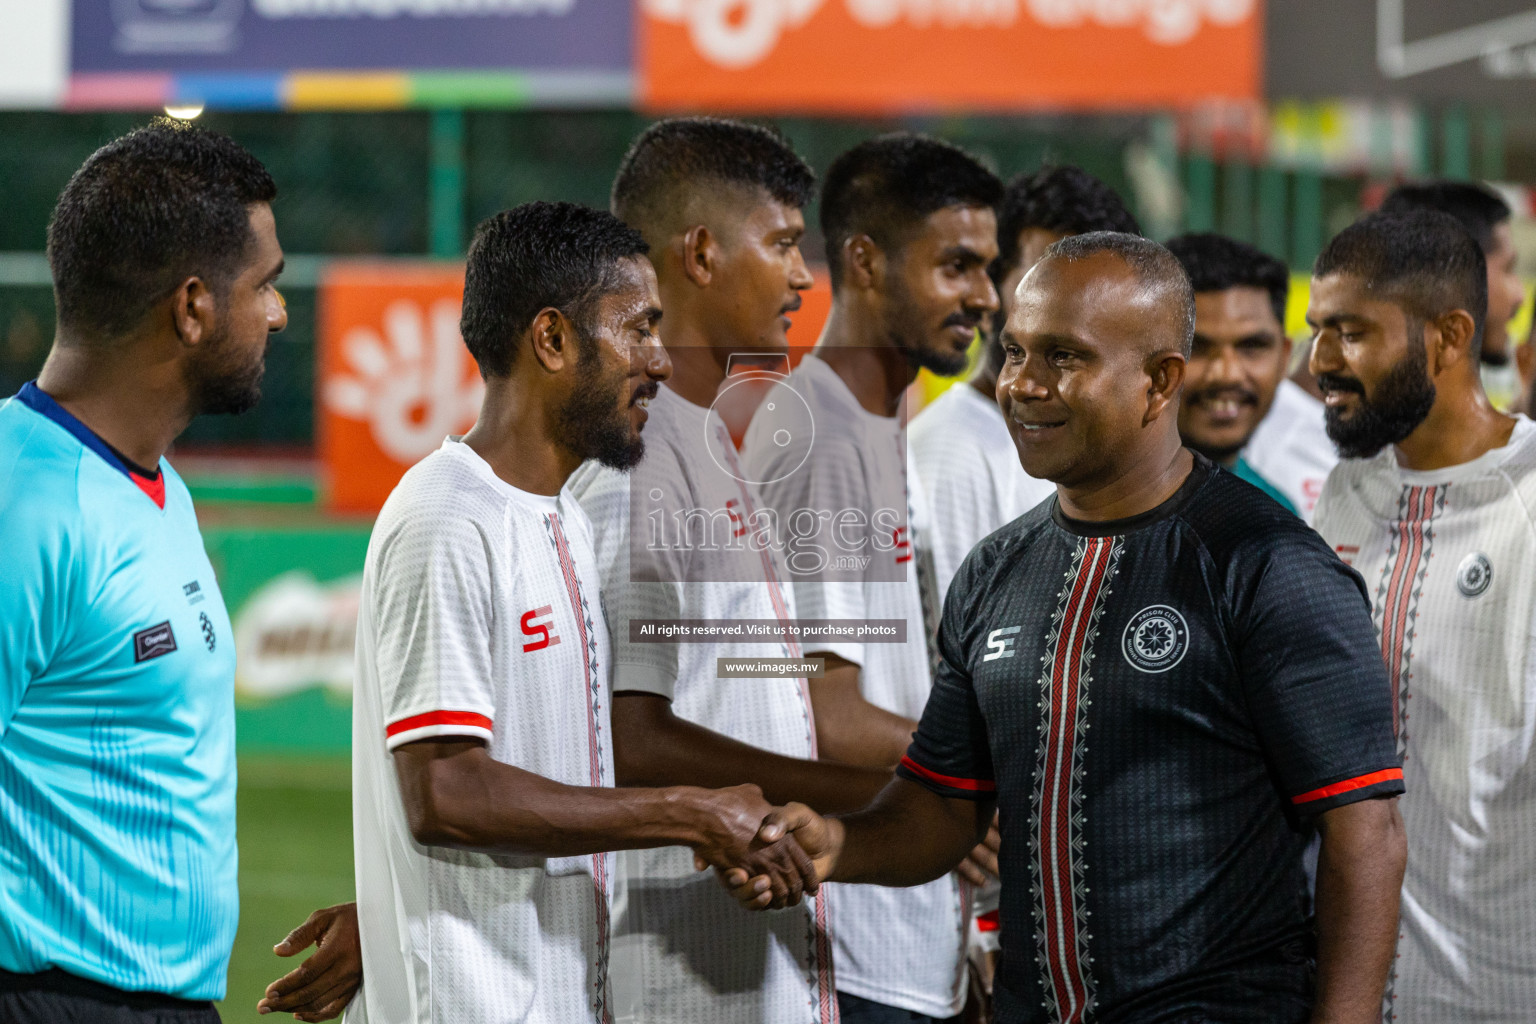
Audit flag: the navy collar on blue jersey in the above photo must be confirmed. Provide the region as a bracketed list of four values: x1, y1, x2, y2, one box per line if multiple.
[15, 380, 165, 486]
[1051, 452, 1214, 537]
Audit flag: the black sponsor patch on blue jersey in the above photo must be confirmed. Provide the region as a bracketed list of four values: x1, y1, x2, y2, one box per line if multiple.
[133, 621, 178, 663]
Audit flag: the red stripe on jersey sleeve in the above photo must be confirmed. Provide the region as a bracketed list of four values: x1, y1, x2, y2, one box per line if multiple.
[976, 910, 1000, 932]
[899, 755, 997, 793]
[1291, 768, 1403, 805]
[386, 710, 493, 739]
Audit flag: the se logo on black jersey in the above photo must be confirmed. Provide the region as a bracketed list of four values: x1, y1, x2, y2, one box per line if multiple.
[133, 621, 178, 663]
[984, 626, 1021, 662]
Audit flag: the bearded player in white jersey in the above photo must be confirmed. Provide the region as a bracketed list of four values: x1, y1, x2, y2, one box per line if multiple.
[347, 202, 821, 1024]
[1309, 209, 1536, 1023]
[741, 134, 1003, 1024]
[570, 119, 891, 1024]
[909, 165, 1135, 597]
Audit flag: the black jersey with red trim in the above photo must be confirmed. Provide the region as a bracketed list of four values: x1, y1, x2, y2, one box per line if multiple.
[896, 455, 1402, 1024]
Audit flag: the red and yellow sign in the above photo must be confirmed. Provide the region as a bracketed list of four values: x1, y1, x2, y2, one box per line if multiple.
[640, 0, 1261, 113]
[317, 262, 483, 514]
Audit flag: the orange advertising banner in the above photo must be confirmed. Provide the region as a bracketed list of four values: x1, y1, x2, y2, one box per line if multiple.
[317, 262, 483, 514]
[639, 0, 1261, 113]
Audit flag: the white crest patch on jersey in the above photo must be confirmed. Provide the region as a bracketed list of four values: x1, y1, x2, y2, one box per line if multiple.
[1122, 605, 1190, 673]
[1455, 552, 1493, 598]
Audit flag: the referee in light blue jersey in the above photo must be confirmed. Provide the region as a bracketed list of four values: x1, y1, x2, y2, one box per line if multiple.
[0, 122, 287, 1023]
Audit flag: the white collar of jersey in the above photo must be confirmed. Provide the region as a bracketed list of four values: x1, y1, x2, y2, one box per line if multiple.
[1392, 414, 1535, 487]
[797, 353, 902, 427]
[441, 437, 563, 514]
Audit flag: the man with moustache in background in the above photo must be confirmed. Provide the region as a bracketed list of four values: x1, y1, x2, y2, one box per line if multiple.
[1166, 232, 1300, 514]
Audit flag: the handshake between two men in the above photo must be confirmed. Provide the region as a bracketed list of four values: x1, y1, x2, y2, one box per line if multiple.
[697, 778, 1000, 911]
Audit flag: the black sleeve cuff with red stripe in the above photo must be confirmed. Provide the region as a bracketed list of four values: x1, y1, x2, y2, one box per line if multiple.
[896, 755, 997, 801]
[1289, 766, 1403, 818]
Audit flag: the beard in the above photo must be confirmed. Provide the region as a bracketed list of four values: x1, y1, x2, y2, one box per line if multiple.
[1321, 344, 1436, 459]
[886, 279, 976, 378]
[557, 336, 649, 471]
[186, 321, 266, 416]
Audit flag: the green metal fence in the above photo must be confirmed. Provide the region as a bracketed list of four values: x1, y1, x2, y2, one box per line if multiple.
[0, 105, 1510, 448]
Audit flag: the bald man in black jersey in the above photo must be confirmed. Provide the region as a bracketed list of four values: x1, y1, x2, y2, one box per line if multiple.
[729, 233, 1407, 1024]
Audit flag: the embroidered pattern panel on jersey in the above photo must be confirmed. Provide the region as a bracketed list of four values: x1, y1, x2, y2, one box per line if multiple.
[899, 458, 1401, 1024]
[350, 440, 614, 1024]
[1369, 484, 1445, 755]
[1029, 536, 1121, 1023]
[1314, 419, 1536, 1024]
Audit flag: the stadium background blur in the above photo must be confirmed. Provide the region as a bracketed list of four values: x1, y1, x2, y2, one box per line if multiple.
[3, 2, 1535, 1018]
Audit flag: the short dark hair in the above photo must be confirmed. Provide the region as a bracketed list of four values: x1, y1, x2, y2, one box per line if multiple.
[1164, 232, 1289, 327]
[46, 119, 276, 340]
[819, 132, 1002, 290]
[611, 117, 816, 241]
[1380, 181, 1511, 254]
[460, 201, 649, 378]
[994, 165, 1140, 285]
[1044, 232, 1196, 355]
[1314, 210, 1488, 358]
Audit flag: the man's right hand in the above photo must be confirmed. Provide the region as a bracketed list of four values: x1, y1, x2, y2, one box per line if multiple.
[685, 784, 820, 909]
[717, 802, 843, 910]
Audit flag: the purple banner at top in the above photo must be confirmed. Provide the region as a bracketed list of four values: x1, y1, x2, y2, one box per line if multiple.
[72, 0, 631, 74]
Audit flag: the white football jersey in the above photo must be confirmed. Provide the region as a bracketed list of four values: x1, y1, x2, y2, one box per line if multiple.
[570, 384, 838, 1024]
[908, 382, 1055, 600]
[1314, 416, 1536, 1023]
[1241, 378, 1338, 524]
[350, 439, 615, 1024]
[741, 355, 970, 1020]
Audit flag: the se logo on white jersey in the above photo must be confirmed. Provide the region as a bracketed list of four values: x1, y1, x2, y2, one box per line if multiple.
[520, 606, 561, 653]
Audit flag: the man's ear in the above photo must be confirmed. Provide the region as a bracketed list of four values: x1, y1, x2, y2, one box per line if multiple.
[679, 224, 717, 289]
[840, 234, 883, 293]
[1427, 308, 1478, 377]
[1144, 351, 1187, 426]
[170, 276, 217, 348]
[528, 308, 574, 374]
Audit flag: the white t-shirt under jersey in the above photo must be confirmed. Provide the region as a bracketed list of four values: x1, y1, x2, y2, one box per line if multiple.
[908, 382, 1054, 599]
[1314, 416, 1536, 1024]
[350, 439, 615, 1024]
[570, 384, 838, 1024]
[741, 355, 969, 1020]
[1241, 378, 1338, 524]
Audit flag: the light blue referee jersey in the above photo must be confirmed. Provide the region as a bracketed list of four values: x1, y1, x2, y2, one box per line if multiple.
[0, 382, 238, 1000]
